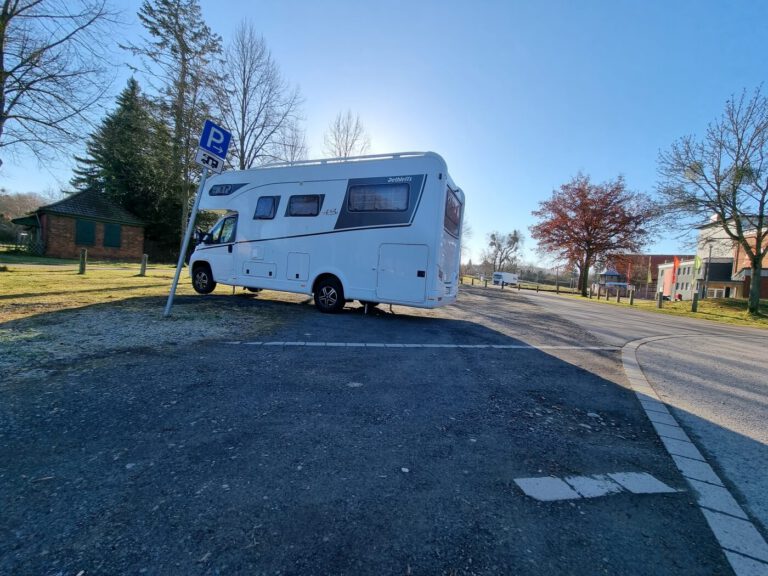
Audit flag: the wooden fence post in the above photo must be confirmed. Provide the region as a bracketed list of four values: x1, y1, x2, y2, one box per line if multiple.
[139, 254, 148, 277]
[78, 248, 87, 274]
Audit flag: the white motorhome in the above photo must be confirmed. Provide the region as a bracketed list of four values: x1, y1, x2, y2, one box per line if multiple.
[188, 152, 464, 313]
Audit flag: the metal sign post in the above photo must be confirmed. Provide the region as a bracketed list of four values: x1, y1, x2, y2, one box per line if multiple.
[163, 119, 231, 317]
[163, 167, 209, 317]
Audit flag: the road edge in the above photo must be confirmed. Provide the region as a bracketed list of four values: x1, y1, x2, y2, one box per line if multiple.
[622, 335, 768, 575]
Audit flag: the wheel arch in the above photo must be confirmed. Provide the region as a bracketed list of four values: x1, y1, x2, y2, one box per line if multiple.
[311, 270, 346, 295]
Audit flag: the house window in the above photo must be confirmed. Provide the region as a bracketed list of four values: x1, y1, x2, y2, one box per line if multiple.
[287, 194, 323, 217]
[103, 223, 122, 248]
[254, 196, 280, 219]
[75, 220, 95, 246]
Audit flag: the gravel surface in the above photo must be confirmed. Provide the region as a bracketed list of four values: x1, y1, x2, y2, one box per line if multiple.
[0, 292, 295, 382]
[0, 287, 731, 575]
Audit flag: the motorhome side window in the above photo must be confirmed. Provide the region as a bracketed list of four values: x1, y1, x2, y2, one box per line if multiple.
[254, 196, 280, 219]
[444, 187, 462, 237]
[347, 183, 409, 212]
[287, 194, 323, 217]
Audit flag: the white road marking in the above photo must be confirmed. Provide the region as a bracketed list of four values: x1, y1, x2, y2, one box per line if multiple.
[225, 341, 619, 350]
[607, 472, 680, 494]
[623, 336, 768, 575]
[564, 474, 624, 498]
[514, 477, 581, 501]
[515, 471, 677, 501]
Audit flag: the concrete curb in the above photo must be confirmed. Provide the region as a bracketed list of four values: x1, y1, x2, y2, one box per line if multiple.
[622, 336, 768, 574]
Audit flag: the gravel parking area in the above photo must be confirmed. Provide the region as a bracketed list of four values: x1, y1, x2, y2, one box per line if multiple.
[0, 288, 731, 575]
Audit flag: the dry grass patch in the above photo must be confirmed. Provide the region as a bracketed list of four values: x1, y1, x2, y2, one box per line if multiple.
[0, 263, 290, 380]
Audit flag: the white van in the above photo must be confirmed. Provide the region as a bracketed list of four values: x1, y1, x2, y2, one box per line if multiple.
[188, 152, 464, 313]
[492, 272, 518, 286]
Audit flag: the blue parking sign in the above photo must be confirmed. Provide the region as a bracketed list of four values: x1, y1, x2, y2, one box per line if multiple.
[199, 119, 231, 159]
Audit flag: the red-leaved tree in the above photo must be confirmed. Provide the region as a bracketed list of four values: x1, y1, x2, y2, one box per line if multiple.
[530, 174, 658, 296]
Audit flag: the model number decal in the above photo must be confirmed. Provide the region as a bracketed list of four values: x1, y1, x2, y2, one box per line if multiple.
[322, 208, 338, 216]
[387, 176, 412, 183]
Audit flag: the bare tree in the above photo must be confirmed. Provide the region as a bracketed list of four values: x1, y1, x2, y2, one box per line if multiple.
[215, 21, 303, 169]
[482, 230, 522, 272]
[658, 87, 768, 315]
[273, 119, 308, 164]
[323, 109, 370, 158]
[460, 219, 473, 262]
[0, 0, 117, 164]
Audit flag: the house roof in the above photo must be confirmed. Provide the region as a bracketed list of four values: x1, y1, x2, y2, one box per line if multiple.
[19, 190, 144, 226]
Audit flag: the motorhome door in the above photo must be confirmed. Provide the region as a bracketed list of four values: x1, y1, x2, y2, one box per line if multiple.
[376, 244, 428, 303]
[202, 214, 238, 283]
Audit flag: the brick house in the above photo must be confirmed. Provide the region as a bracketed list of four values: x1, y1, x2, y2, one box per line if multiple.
[12, 190, 145, 260]
[732, 231, 768, 298]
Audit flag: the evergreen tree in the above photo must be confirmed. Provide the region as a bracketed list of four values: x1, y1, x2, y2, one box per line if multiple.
[71, 78, 181, 256]
[124, 0, 223, 245]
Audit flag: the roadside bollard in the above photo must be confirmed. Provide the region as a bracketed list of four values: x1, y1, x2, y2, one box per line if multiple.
[139, 254, 148, 277]
[657, 292, 663, 308]
[501, 281, 505, 290]
[517, 283, 520, 291]
[471, 278, 475, 286]
[691, 293, 699, 313]
[484, 280, 488, 288]
[629, 290, 635, 306]
[616, 290, 621, 303]
[78, 248, 87, 274]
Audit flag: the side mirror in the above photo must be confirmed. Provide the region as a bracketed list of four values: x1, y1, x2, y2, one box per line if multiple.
[195, 230, 212, 245]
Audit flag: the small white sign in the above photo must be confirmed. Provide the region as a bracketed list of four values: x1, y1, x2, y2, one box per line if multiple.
[195, 148, 224, 173]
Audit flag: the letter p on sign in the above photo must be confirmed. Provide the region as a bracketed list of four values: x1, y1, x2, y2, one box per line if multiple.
[199, 120, 231, 160]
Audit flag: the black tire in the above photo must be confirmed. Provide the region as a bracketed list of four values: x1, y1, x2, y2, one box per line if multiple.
[192, 263, 216, 294]
[314, 276, 345, 313]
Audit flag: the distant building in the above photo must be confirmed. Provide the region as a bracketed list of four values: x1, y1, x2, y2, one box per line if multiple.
[606, 254, 683, 298]
[653, 222, 768, 300]
[732, 230, 768, 298]
[12, 190, 145, 260]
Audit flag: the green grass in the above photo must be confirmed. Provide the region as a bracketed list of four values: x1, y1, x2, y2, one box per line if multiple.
[572, 291, 768, 328]
[0, 260, 191, 323]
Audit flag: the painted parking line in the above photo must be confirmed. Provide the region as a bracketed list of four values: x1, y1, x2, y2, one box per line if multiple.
[514, 471, 678, 502]
[225, 341, 620, 350]
[623, 336, 768, 574]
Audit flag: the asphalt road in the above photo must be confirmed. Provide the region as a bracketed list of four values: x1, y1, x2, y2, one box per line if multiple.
[1, 287, 738, 575]
[523, 290, 768, 536]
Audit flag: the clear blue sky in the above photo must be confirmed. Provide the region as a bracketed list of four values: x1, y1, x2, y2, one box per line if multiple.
[2, 0, 766, 264]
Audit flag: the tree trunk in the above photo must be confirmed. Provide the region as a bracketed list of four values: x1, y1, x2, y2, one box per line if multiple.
[748, 259, 762, 315]
[578, 256, 590, 297]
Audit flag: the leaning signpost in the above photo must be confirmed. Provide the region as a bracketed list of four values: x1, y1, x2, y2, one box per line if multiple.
[163, 120, 231, 317]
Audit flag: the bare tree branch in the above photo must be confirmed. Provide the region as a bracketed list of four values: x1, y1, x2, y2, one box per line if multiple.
[0, 0, 119, 164]
[323, 109, 370, 158]
[213, 21, 304, 170]
[657, 87, 768, 314]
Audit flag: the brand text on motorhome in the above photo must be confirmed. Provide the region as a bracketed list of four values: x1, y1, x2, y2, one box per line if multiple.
[188, 152, 464, 313]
